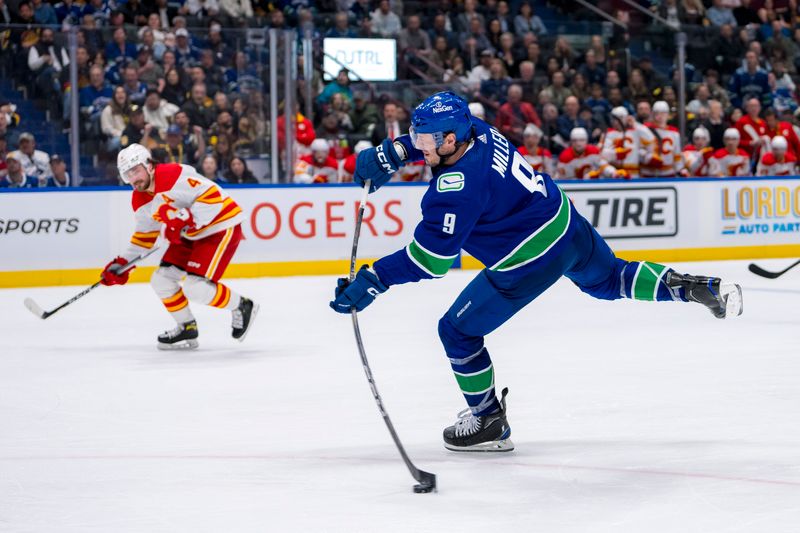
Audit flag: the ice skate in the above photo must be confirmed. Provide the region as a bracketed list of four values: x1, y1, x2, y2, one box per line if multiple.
[157, 320, 199, 350]
[666, 272, 743, 318]
[232, 297, 259, 342]
[443, 388, 514, 452]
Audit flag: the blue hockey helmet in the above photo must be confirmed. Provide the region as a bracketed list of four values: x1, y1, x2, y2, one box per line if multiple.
[410, 91, 473, 150]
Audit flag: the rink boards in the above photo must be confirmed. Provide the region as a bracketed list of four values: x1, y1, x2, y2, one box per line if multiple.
[2, 177, 800, 287]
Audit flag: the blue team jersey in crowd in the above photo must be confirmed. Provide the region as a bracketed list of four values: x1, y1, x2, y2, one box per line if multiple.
[374, 118, 574, 286]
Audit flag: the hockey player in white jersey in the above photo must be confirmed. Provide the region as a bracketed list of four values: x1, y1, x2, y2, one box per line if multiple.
[641, 101, 683, 177]
[600, 106, 656, 178]
[757, 135, 798, 176]
[709, 128, 751, 177]
[682, 127, 714, 177]
[557, 128, 619, 179]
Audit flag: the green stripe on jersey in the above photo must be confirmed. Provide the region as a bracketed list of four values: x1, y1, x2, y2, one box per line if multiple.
[490, 188, 571, 272]
[406, 240, 457, 277]
[632, 261, 668, 301]
[454, 365, 495, 395]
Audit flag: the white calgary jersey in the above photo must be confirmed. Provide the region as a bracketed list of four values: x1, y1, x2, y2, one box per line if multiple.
[757, 152, 798, 176]
[125, 163, 244, 260]
[682, 145, 714, 177]
[557, 145, 610, 179]
[600, 123, 655, 178]
[641, 123, 682, 177]
[708, 148, 751, 177]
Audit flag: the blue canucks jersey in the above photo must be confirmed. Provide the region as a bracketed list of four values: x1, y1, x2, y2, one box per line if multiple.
[374, 118, 574, 286]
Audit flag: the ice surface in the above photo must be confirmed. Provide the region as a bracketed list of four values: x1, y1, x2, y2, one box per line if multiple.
[1, 260, 799, 532]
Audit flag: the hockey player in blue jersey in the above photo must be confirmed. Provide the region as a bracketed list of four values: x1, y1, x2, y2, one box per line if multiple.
[330, 92, 743, 452]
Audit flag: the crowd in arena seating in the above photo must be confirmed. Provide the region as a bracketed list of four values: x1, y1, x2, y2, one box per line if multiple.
[2, 0, 800, 188]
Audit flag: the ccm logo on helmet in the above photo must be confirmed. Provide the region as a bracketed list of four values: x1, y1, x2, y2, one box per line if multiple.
[376, 145, 395, 173]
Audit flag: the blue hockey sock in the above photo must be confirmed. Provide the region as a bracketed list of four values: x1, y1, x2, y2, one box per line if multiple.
[620, 262, 688, 302]
[448, 347, 500, 416]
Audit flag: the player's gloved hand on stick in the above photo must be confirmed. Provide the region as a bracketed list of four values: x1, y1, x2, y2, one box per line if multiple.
[155, 204, 195, 244]
[330, 265, 389, 313]
[100, 256, 132, 286]
[354, 138, 404, 193]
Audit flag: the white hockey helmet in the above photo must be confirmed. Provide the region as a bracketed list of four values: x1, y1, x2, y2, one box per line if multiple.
[692, 126, 710, 141]
[771, 135, 788, 152]
[353, 140, 372, 155]
[310, 138, 330, 154]
[653, 100, 669, 114]
[523, 123, 543, 138]
[570, 127, 588, 142]
[117, 143, 152, 184]
[723, 128, 740, 141]
[468, 102, 486, 120]
[611, 106, 629, 120]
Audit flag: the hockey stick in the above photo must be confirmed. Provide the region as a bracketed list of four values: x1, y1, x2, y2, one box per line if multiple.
[747, 258, 800, 279]
[349, 180, 437, 494]
[24, 246, 161, 320]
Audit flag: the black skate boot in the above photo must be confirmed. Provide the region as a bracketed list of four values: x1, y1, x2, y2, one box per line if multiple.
[157, 320, 199, 350]
[443, 388, 514, 452]
[666, 272, 743, 319]
[232, 297, 259, 342]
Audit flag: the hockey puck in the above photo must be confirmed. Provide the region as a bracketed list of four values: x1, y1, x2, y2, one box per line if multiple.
[413, 482, 436, 494]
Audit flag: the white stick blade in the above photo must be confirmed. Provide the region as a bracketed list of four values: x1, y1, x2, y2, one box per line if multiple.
[23, 297, 47, 319]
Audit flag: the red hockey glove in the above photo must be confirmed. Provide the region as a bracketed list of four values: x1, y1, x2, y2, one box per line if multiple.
[101, 256, 131, 286]
[155, 204, 195, 244]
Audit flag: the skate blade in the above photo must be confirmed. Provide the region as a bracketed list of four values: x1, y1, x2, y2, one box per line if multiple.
[444, 438, 515, 453]
[235, 302, 260, 343]
[157, 339, 199, 351]
[721, 283, 743, 318]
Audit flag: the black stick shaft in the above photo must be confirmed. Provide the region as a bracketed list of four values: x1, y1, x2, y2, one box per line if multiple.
[348, 181, 436, 490]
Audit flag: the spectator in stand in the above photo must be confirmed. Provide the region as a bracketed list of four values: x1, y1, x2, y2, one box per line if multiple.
[586, 83, 611, 126]
[765, 20, 795, 67]
[121, 0, 149, 26]
[707, 0, 737, 27]
[496, 32, 517, 78]
[222, 156, 258, 184]
[732, 0, 759, 27]
[371, 0, 401, 38]
[456, 0, 485, 33]
[348, 92, 379, 136]
[46, 155, 70, 187]
[464, 50, 494, 92]
[182, 82, 216, 130]
[711, 24, 745, 75]
[294, 139, 339, 184]
[199, 154, 224, 183]
[709, 128, 750, 177]
[480, 58, 512, 114]
[101, 86, 129, 152]
[8, 132, 51, 184]
[557, 96, 589, 146]
[487, 19, 504, 51]
[357, 14, 379, 38]
[540, 71, 573, 110]
[514, 2, 546, 38]
[220, 0, 253, 19]
[79, 64, 112, 121]
[156, 123, 205, 166]
[608, 87, 634, 116]
[430, 36, 459, 80]
[181, 0, 221, 20]
[317, 68, 353, 107]
[32, 0, 57, 25]
[349, 0, 372, 24]
[212, 133, 233, 174]
[28, 27, 70, 116]
[517, 61, 539, 103]
[0, 153, 38, 188]
[326, 11, 357, 38]
[687, 84, 712, 115]
[161, 68, 188, 107]
[120, 104, 156, 150]
[142, 90, 176, 138]
[233, 115, 258, 156]
[429, 13, 457, 50]
[105, 27, 137, 65]
[460, 16, 494, 56]
[174, 28, 200, 67]
[728, 50, 771, 107]
[579, 49, 606, 87]
[496, 83, 540, 146]
[627, 68, 651, 102]
[399, 14, 432, 55]
[571, 73, 589, 101]
[495, 1, 513, 34]
[540, 102, 565, 155]
[371, 100, 407, 146]
[130, 46, 164, 89]
[328, 92, 354, 132]
[121, 65, 147, 105]
[702, 100, 727, 149]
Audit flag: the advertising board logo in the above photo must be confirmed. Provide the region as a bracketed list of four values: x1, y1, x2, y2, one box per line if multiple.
[721, 184, 800, 235]
[562, 187, 678, 239]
